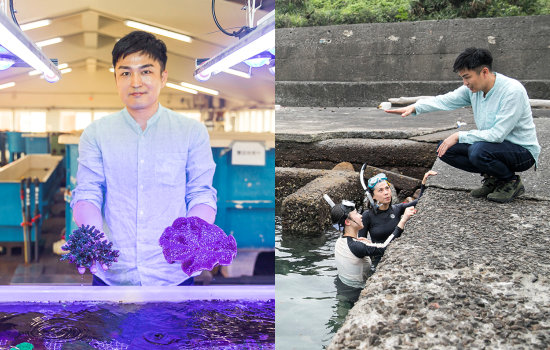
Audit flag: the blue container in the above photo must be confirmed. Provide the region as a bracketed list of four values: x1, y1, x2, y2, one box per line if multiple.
[63, 137, 275, 250]
[0, 155, 64, 243]
[64, 142, 80, 239]
[23, 134, 50, 155]
[212, 147, 275, 249]
[6, 131, 25, 162]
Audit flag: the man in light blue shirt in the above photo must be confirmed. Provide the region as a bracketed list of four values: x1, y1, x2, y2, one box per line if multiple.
[388, 47, 539, 203]
[70, 31, 217, 286]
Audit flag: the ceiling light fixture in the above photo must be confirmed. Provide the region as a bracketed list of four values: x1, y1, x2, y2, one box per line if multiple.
[20, 19, 52, 31]
[223, 68, 250, 79]
[194, 13, 274, 82]
[0, 82, 15, 90]
[30, 63, 67, 75]
[124, 21, 192, 43]
[0, 57, 15, 70]
[166, 83, 197, 94]
[180, 82, 218, 95]
[0, 12, 61, 82]
[35, 37, 63, 47]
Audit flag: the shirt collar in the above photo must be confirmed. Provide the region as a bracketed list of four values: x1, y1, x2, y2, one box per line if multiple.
[484, 72, 499, 99]
[122, 103, 164, 135]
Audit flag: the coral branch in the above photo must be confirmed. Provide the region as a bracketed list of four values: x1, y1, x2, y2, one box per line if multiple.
[60, 225, 120, 269]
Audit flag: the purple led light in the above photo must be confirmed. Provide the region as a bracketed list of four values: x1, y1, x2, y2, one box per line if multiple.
[159, 217, 237, 276]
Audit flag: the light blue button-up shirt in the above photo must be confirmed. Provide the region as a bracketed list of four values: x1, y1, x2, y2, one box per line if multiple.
[70, 104, 217, 286]
[414, 72, 540, 164]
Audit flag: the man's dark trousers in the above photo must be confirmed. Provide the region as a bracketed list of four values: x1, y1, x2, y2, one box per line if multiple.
[437, 140, 535, 180]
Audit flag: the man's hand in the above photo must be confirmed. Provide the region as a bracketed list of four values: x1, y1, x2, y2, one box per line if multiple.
[385, 104, 416, 117]
[437, 132, 459, 158]
[422, 171, 438, 185]
[78, 262, 109, 275]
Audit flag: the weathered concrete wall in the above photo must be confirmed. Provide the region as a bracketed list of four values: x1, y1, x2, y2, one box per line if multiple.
[276, 139, 437, 179]
[276, 15, 550, 106]
[329, 188, 550, 350]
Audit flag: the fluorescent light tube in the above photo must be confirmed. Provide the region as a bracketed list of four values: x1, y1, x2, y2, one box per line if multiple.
[0, 82, 15, 90]
[30, 63, 68, 76]
[20, 19, 52, 31]
[180, 82, 218, 95]
[166, 82, 197, 94]
[223, 68, 250, 79]
[194, 14, 274, 81]
[36, 37, 63, 47]
[109, 68, 115, 73]
[0, 12, 61, 82]
[124, 21, 192, 43]
[60, 68, 72, 74]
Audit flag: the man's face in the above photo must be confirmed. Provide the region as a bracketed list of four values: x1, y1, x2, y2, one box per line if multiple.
[346, 210, 364, 229]
[114, 52, 167, 112]
[458, 67, 487, 93]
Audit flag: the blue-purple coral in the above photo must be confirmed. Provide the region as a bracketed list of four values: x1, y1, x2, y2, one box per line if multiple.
[159, 217, 237, 276]
[60, 225, 120, 269]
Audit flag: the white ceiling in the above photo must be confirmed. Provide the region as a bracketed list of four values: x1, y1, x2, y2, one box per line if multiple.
[0, 0, 274, 110]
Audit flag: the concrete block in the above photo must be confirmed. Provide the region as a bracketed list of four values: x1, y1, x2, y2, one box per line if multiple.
[281, 170, 362, 235]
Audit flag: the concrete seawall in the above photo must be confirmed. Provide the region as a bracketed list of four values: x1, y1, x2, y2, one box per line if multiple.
[276, 15, 550, 106]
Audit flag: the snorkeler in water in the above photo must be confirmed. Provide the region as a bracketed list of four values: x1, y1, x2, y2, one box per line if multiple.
[358, 169, 437, 271]
[324, 197, 406, 288]
[359, 170, 437, 243]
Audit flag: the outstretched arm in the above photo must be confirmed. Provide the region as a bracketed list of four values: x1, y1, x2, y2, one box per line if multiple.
[386, 86, 471, 117]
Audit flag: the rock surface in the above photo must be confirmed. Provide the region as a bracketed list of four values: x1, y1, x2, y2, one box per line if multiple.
[329, 188, 550, 350]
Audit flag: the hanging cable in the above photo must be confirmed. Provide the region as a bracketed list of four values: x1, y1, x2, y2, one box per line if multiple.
[212, 0, 249, 37]
[9, 0, 20, 27]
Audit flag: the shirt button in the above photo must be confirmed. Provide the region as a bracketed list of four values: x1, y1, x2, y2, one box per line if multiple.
[141, 136, 144, 140]
[140, 211, 143, 215]
[140, 159, 144, 164]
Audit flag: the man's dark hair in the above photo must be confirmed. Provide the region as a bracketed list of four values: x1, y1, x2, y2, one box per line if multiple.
[112, 31, 168, 72]
[453, 47, 493, 74]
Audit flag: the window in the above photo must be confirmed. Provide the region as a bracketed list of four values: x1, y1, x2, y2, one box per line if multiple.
[17, 111, 46, 132]
[0, 110, 14, 131]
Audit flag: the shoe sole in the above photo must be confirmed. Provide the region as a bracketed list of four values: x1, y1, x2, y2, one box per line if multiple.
[487, 185, 525, 203]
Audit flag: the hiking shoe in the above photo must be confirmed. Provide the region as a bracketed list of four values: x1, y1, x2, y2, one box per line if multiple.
[487, 175, 525, 203]
[470, 174, 500, 198]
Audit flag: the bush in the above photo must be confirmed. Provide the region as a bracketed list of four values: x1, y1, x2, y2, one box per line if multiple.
[275, 0, 550, 28]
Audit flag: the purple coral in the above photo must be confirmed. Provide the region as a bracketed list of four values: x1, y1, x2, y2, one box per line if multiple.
[159, 217, 237, 276]
[60, 225, 120, 269]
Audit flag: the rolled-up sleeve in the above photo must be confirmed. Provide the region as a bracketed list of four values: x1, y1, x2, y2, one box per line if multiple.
[185, 124, 217, 213]
[70, 123, 106, 212]
[459, 89, 524, 144]
[413, 86, 471, 115]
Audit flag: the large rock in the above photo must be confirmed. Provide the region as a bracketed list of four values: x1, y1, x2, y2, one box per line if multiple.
[281, 170, 363, 235]
[276, 139, 438, 170]
[275, 167, 328, 202]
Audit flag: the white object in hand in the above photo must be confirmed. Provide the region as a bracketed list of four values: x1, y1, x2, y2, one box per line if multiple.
[378, 102, 392, 110]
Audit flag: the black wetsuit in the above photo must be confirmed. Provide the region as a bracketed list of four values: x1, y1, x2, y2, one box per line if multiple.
[358, 185, 425, 243]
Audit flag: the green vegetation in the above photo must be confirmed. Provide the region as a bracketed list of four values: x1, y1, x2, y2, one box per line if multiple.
[275, 0, 550, 28]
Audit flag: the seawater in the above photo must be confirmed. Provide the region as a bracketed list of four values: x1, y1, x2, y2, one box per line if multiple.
[0, 300, 274, 349]
[275, 215, 363, 349]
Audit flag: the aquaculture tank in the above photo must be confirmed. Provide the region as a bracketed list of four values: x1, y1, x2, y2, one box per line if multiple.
[0, 286, 274, 349]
